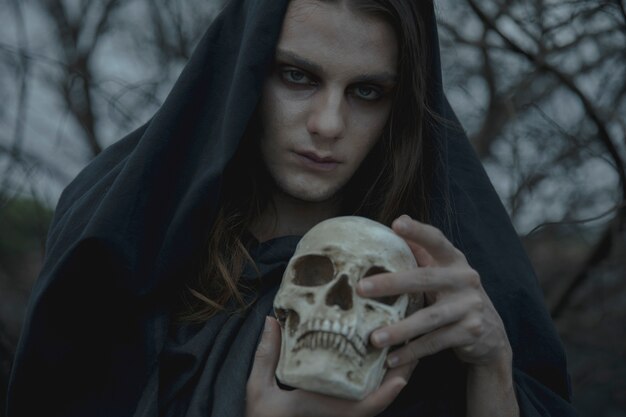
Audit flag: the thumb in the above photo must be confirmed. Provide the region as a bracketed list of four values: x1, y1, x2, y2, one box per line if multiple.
[250, 316, 282, 384]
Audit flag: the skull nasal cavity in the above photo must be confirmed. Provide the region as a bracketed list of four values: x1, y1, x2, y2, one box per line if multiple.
[325, 274, 353, 310]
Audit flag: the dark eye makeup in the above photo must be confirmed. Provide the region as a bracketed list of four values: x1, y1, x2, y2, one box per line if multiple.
[277, 63, 388, 102]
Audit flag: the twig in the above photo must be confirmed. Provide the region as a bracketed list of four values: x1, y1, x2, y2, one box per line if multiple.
[466, 0, 626, 201]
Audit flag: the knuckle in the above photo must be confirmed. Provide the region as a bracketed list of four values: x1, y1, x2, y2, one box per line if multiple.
[465, 269, 481, 289]
[465, 318, 485, 338]
[426, 305, 446, 325]
[432, 230, 448, 250]
[388, 273, 404, 290]
[453, 248, 467, 262]
[461, 344, 476, 353]
[405, 346, 420, 363]
[379, 280, 397, 296]
[427, 309, 441, 324]
[254, 341, 273, 363]
[471, 295, 485, 312]
[423, 337, 442, 356]
[393, 342, 418, 365]
[420, 267, 436, 285]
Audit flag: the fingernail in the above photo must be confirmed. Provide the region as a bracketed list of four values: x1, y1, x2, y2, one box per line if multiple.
[359, 280, 374, 294]
[264, 316, 271, 333]
[395, 376, 407, 392]
[395, 217, 410, 232]
[373, 331, 390, 346]
[387, 355, 399, 367]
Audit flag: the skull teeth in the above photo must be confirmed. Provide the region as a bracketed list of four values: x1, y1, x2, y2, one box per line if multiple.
[293, 319, 370, 362]
[332, 322, 341, 333]
[300, 319, 354, 338]
[322, 319, 331, 332]
[294, 331, 364, 362]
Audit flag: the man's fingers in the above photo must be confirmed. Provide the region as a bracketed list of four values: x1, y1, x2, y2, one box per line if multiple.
[246, 318, 408, 417]
[350, 361, 415, 416]
[392, 215, 460, 263]
[357, 266, 478, 297]
[370, 294, 476, 348]
[282, 376, 405, 417]
[406, 240, 434, 267]
[385, 323, 474, 367]
[357, 373, 408, 415]
[249, 316, 281, 385]
[307, 368, 408, 417]
[380, 358, 417, 386]
[247, 318, 409, 417]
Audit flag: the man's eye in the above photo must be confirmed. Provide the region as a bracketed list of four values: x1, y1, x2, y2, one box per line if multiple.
[282, 69, 311, 84]
[353, 86, 382, 101]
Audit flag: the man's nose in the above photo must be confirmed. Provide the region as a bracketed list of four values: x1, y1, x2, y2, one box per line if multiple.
[306, 89, 346, 141]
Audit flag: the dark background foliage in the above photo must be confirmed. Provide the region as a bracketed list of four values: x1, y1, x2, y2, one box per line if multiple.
[1, 0, 624, 415]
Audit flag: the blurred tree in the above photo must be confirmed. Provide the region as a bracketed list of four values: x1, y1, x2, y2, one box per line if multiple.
[0, 196, 53, 412]
[0, 0, 225, 203]
[0, 1, 224, 415]
[438, 0, 626, 415]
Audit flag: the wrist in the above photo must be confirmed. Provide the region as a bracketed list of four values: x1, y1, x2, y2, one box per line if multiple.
[467, 347, 513, 381]
[466, 348, 519, 417]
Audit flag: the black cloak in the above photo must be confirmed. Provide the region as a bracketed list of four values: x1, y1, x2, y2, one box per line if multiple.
[7, 0, 577, 416]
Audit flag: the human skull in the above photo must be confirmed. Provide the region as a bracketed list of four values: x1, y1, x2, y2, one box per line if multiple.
[274, 216, 421, 400]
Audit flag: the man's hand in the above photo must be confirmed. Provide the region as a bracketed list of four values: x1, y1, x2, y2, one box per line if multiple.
[357, 215, 512, 368]
[245, 317, 414, 417]
[356, 215, 519, 417]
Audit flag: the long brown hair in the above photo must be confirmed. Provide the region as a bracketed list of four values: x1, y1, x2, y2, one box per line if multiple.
[179, 0, 433, 321]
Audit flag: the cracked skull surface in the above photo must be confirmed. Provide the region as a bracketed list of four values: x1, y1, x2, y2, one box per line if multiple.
[274, 216, 421, 400]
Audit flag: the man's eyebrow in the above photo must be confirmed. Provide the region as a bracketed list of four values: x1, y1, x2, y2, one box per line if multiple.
[352, 72, 397, 86]
[276, 49, 324, 75]
[275, 49, 397, 85]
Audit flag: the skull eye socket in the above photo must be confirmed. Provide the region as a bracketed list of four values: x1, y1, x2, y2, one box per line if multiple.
[363, 265, 400, 306]
[292, 255, 335, 286]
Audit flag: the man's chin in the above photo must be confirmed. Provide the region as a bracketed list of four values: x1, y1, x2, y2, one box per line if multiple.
[278, 184, 343, 205]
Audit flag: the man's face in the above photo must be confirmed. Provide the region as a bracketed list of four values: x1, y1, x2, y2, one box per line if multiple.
[258, 0, 398, 203]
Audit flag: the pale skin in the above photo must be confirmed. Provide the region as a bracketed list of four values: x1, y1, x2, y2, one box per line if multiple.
[246, 0, 520, 416]
[252, 0, 396, 240]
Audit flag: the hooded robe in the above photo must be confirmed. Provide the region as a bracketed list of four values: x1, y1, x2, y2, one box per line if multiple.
[7, 0, 577, 416]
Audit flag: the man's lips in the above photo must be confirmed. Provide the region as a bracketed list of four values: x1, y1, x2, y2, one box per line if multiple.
[294, 151, 340, 171]
[297, 151, 339, 163]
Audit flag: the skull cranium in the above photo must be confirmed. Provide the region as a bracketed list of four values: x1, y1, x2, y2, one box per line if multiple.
[273, 216, 421, 400]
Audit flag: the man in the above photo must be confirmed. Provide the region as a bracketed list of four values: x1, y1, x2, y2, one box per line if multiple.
[7, 1, 576, 416]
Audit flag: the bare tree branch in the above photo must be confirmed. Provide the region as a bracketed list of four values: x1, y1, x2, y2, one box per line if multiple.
[466, 0, 626, 201]
[612, 0, 626, 32]
[2, 0, 31, 189]
[38, 0, 123, 157]
[89, 0, 121, 51]
[551, 212, 624, 318]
